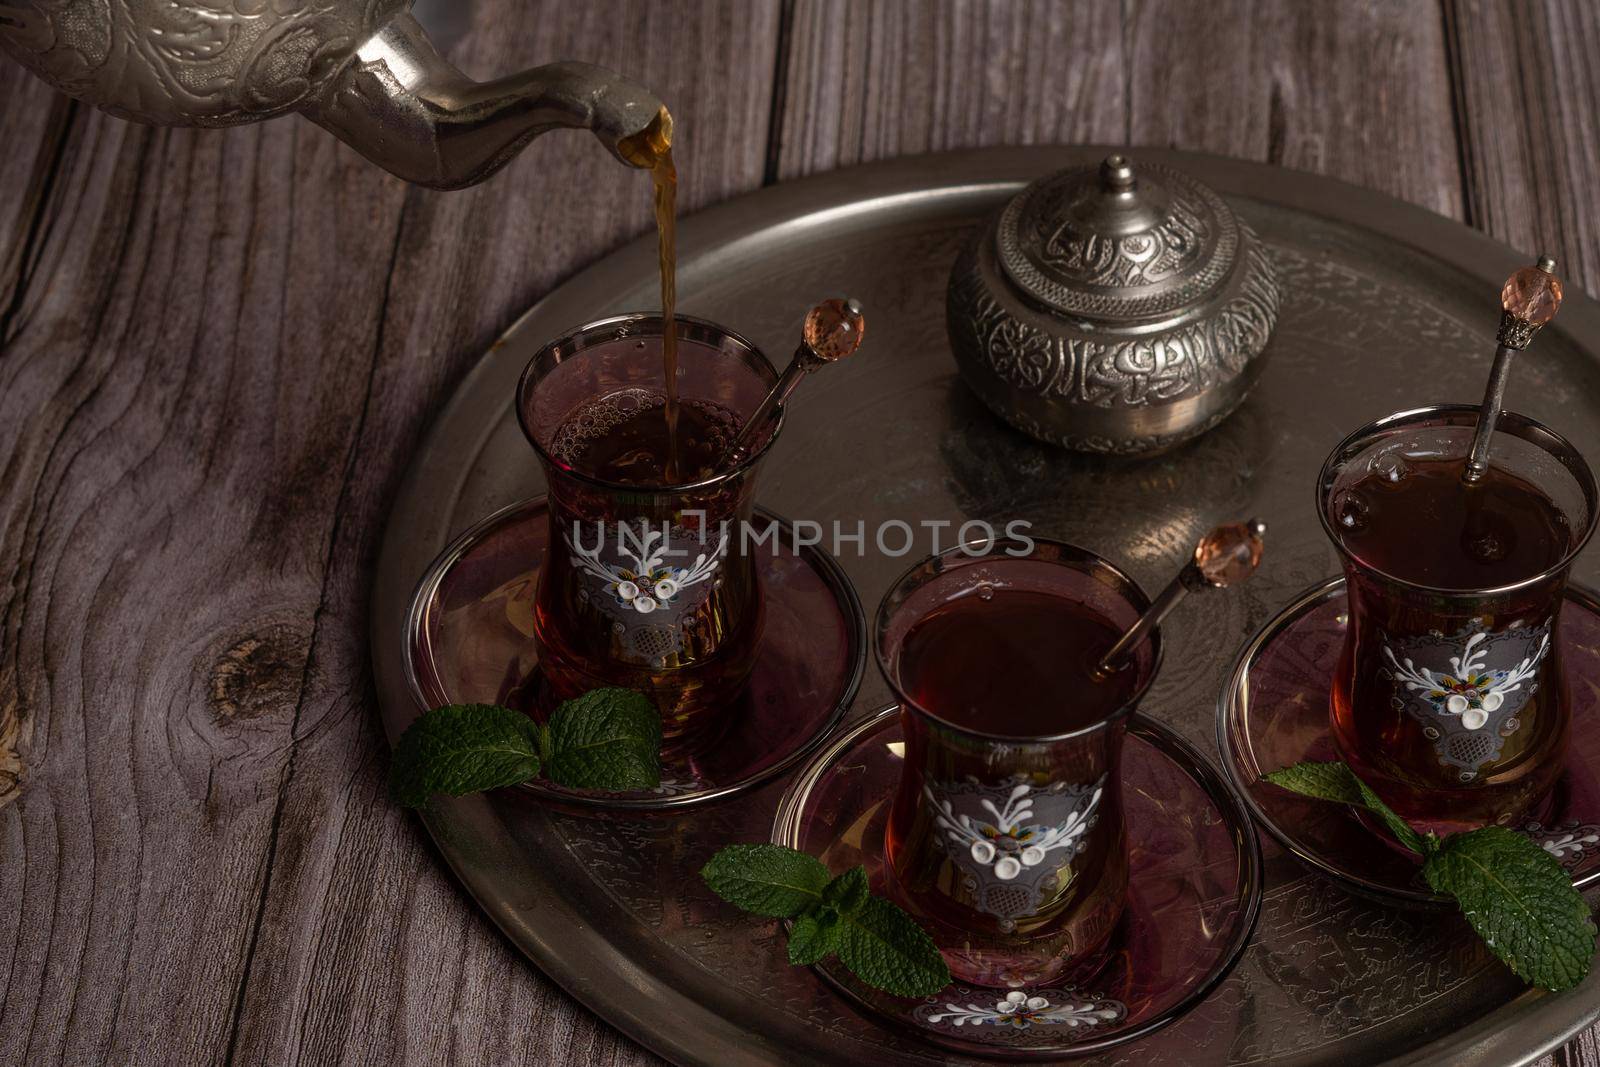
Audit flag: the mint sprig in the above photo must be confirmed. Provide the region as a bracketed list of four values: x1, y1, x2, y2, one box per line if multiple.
[701, 844, 951, 997]
[388, 689, 661, 806]
[546, 688, 663, 791]
[1266, 760, 1596, 990]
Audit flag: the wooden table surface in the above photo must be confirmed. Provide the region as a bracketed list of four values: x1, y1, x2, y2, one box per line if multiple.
[3, 1, 1599, 1063]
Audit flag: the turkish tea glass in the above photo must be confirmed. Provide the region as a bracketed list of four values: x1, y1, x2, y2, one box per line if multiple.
[516, 314, 782, 748]
[1319, 405, 1598, 832]
[876, 538, 1161, 989]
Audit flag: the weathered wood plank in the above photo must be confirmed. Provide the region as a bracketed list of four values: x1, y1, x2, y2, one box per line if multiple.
[1124, 0, 1463, 219]
[0, 61, 74, 350]
[776, 0, 1462, 224]
[773, 0, 1127, 180]
[221, 3, 778, 1065]
[0, 105, 412, 1063]
[0, 1, 774, 1064]
[1560, 1026, 1600, 1067]
[1446, 0, 1600, 296]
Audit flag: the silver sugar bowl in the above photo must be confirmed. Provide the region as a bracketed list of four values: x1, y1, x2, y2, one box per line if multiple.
[947, 154, 1280, 455]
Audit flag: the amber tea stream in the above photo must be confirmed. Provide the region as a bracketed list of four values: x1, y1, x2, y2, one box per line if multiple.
[619, 107, 683, 481]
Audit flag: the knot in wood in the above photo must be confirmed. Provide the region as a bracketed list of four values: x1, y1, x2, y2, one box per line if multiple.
[207, 624, 311, 721]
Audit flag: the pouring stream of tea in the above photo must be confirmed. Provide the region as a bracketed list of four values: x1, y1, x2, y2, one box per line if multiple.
[619, 108, 682, 481]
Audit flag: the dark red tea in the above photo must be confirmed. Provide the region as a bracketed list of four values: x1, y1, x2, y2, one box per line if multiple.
[884, 580, 1144, 986]
[1328, 450, 1579, 830]
[550, 389, 743, 485]
[896, 589, 1138, 736]
[1330, 455, 1571, 589]
[535, 388, 763, 748]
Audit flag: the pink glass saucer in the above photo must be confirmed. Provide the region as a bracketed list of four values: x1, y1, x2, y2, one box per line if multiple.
[1219, 576, 1600, 906]
[403, 496, 865, 811]
[772, 705, 1263, 1059]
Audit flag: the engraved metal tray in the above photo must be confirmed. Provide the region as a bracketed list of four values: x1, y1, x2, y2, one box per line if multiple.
[370, 147, 1600, 1066]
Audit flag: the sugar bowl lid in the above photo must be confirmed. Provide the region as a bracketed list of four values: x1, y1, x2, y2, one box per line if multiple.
[997, 153, 1240, 324]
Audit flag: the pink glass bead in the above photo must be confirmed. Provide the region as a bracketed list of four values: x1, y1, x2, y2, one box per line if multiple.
[803, 299, 866, 361]
[1194, 521, 1265, 587]
[1501, 266, 1563, 326]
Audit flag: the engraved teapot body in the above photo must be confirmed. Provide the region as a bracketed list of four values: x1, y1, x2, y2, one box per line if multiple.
[0, 1, 667, 188]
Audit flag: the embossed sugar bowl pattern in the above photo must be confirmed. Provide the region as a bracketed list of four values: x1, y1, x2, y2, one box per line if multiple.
[947, 154, 1281, 455]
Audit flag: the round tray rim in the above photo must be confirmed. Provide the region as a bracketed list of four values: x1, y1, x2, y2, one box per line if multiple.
[368, 144, 1600, 1067]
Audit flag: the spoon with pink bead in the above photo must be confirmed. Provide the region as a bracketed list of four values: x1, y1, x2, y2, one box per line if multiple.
[723, 298, 866, 464]
[1464, 255, 1564, 484]
[1092, 519, 1268, 679]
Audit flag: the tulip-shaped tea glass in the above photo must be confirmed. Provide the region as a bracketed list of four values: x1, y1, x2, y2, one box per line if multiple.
[1320, 405, 1597, 831]
[516, 314, 782, 747]
[876, 538, 1161, 988]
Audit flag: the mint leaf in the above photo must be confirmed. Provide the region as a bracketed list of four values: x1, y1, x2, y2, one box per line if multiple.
[1423, 826, 1597, 991]
[788, 907, 842, 966]
[837, 896, 951, 997]
[1264, 761, 1365, 805]
[545, 688, 662, 791]
[822, 866, 870, 914]
[389, 703, 542, 807]
[1265, 760, 1427, 855]
[1269, 759, 1597, 990]
[702, 846, 952, 996]
[1350, 776, 1430, 857]
[701, 845, 831, 917]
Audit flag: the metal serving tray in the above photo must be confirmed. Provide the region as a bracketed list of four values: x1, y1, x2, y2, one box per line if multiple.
[370, 147, 1600, 1066]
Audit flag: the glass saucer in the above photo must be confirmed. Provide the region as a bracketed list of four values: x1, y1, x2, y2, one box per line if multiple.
[403, 496, 865, 811]
[1218, 576, 1600, 906]
[772, 705, 1263, 1059]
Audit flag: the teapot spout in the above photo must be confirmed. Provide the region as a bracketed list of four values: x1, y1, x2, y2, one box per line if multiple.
[306, 14, 667, 190]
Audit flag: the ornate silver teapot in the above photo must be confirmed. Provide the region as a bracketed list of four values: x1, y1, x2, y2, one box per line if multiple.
[0, 1, 667, 188]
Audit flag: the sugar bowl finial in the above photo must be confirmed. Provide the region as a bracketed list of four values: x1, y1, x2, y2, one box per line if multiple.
[1464, 255, 1564, 484]
[1100, 154, 1138, 194]
[1094, 519, 1267, 678]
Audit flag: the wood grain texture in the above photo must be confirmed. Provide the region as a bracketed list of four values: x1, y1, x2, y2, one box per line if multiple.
[773, 0, 1127, 180]
[1446, 0, 1600, 297]
[0, 2, 775, 1065]
[0, 62, 74, 370]
[3, 0, 1600, 1064]
[1124, 0, 1463, 219]
[775, 0, 1461, 221]
[0, 106, 413, 1065]
[201, 3, 778, 1066]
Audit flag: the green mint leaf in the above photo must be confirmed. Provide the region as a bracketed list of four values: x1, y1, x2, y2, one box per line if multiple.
[1263, 761, 1364, 805]
[1349, 777, 1429, 856]
[1423, 826, 1596, 991]
[822, 866, 870, 914]
[1264, 760, 1426, 855]
[388, 703, 542, 808]
[700, 844, 831, 918]
[837, 896, 951, 997]
[544, 688, 662, 791]
[788, 907, 842, 966]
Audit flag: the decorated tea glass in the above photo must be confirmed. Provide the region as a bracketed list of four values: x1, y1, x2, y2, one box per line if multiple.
[875, 537, 1160, 988]
[1319, 405, 1598, 831]
[516, 314, 782, 747]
